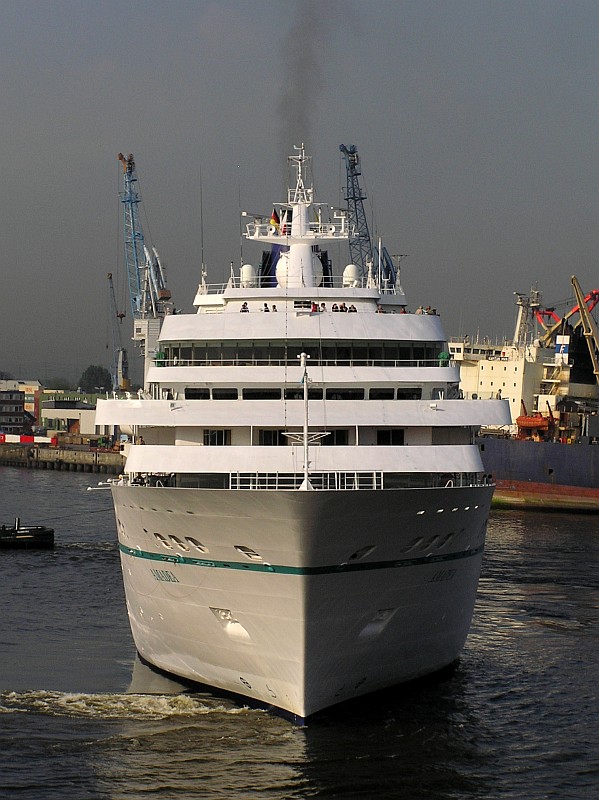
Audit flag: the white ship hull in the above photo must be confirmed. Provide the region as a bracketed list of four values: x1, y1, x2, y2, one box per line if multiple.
[99, 144, 511, 720]
[113, 482, 493, 718]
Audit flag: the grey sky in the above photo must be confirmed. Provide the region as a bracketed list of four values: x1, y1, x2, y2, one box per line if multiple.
[1, 0, 597, 383]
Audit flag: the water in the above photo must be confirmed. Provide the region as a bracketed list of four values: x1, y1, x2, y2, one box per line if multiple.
[1, 467, 598, 799]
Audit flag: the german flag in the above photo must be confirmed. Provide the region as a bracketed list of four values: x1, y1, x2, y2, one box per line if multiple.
[269, 208, 280, 232]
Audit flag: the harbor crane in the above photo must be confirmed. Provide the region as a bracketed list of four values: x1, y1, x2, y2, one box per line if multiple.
[570, 275, 599, 384]
[339, 144, 398, 289]
[118, 153, 174, 385]
[118, 152, 173, 319]
[107, 273, 130, 392]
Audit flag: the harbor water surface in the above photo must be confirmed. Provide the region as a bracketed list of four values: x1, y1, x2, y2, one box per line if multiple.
[1, 466, 598, 799]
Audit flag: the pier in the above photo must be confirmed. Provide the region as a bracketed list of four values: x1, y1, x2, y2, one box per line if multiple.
[0, 444, 124, 474]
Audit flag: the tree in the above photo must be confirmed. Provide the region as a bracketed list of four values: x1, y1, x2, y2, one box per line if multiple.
[78, 365, 112, 394]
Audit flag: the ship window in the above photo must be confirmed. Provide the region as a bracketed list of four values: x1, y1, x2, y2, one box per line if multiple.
[397, 388, 422, 400]
[238, 346, 253, 364]
[203, 429, 231, 446]
[185, 388, 210, 400]
[369, 388, 394, 400]
[221, 347, 236, 364]
[175, 473, 229, 488]
[153, 533, 172, 548]
[212, 389, 238, 400]
[169, 535, 189, 551]
[234, 545, 263, 561]
[377, 429, 405, 446]
[258, 429, 286, 446]
[284, 387, 323, 400]
[353, 346, 368, 364]
[336, 345, 351, 363]
[242, 388, 282, 400]
[300, 345, 319, 360]
[349, 545, 375, 561]
[269, 346, 286, 363]
[322, 429, 348, 446]
[185, 537, 208, 552]
[326, 388, 364, 400]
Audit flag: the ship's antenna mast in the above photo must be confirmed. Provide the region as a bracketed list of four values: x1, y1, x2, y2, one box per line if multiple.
[200, 164, 207, 288]
[288, 144, 312, 205]
[299, 352, 313, 491]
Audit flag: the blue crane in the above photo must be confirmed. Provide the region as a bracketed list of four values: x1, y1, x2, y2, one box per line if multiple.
[118, 153, 172, 320]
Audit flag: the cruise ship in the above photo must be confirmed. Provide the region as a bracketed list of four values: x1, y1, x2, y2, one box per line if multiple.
[96, 146, 510, 719]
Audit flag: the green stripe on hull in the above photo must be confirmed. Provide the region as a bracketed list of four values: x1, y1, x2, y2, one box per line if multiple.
[118, 543, 484, 575]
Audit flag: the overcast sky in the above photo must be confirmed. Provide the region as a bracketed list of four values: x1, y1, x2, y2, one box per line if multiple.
[1, 0, 597, 383]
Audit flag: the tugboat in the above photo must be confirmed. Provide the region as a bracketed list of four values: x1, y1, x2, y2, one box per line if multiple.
[0, 517, 55, 549]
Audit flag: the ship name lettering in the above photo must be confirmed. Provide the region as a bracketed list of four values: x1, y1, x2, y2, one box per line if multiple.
[430, 568, 456, 583]
[151, 568, 180, 583]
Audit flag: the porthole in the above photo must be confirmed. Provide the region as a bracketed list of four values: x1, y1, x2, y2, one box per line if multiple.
[185, 537, 208, 553]
[349, 545, 375, 561]
[169, 535, 189, 551]
[235, 545, 263, 561]
[153, 533, 172, 549]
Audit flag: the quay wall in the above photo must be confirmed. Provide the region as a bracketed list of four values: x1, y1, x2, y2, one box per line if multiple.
[0, 444, 125, 474]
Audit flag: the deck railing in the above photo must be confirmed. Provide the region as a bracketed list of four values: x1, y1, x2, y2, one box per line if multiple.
[195, 276, 402, 295]
[153, 357, 454, 369]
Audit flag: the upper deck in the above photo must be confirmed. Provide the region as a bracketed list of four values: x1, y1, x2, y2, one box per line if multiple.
[161, 295, 441, 346]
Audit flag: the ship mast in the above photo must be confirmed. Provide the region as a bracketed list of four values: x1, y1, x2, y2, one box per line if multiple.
[299, 352, 313, 491]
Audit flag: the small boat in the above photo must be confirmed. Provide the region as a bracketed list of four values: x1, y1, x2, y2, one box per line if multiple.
[0, 517, 55, 549]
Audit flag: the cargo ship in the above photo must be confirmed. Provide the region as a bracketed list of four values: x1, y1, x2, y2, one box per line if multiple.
[451, 280, 599, 511]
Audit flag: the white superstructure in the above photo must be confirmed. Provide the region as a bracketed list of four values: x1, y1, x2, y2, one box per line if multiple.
[97, 146, 510, 719]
